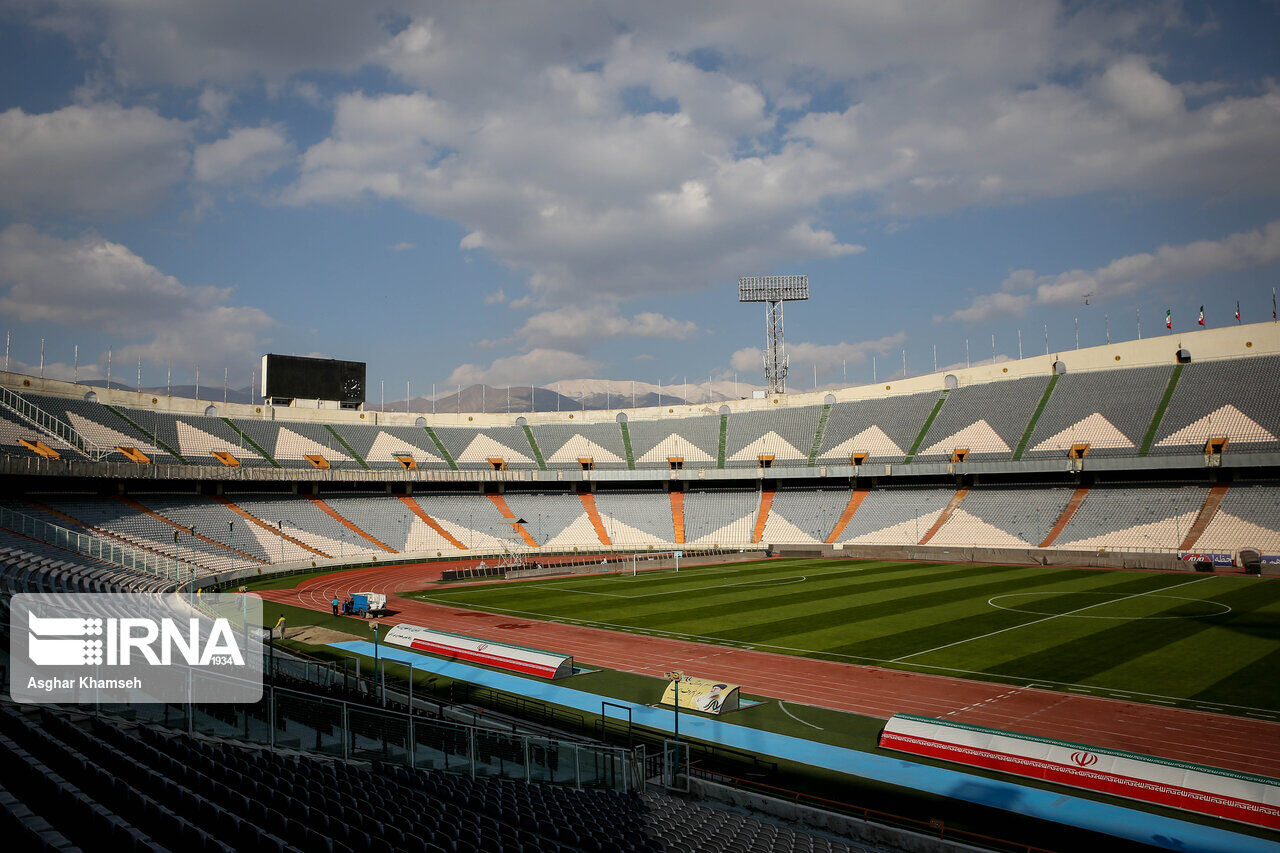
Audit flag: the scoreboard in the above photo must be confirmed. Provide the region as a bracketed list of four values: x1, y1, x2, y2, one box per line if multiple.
[261, 354, 365, 404]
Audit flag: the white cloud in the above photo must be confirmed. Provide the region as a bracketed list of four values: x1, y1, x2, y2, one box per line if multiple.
[193, 126, 294, 185]
[484, 289, 507, 304]
[517, 305, 697, 352]
[0, 103, 190, 215]
[445, 348, 603, 386]
[0, 225, 274, 373]
[944, 220, 1280, 322]
[1098, 57, 1185, 122]
[390, 241, 415, 252]
[3, 358, 104, 384]
[730, 332, 907, 372]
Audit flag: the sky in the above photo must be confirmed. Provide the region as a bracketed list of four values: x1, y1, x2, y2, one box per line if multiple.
[1, 1, 1278, 400]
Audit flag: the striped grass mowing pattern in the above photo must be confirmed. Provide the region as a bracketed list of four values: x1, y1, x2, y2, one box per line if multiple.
[408, 558, 1280, 715]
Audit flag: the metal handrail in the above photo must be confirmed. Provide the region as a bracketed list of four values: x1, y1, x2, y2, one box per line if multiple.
[0, 386, 110, 460]
[0, 504, 190, 581]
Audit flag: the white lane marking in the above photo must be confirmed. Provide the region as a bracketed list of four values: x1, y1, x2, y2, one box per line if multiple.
[778, 701, 824, 730]
[890, 575, 1217, 662]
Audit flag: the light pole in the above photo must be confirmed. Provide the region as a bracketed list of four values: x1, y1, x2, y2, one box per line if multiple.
[371, 621, 383, 706]
[665, 670, 684, 743]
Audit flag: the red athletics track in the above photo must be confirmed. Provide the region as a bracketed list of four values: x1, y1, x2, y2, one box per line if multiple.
[258, 560, 1280, 779]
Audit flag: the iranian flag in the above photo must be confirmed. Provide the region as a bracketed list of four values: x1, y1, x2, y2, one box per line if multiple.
[1236, 301, 1241, 323]
[1198, 305, 1205, 326]
[1166, 309, 1173, 330]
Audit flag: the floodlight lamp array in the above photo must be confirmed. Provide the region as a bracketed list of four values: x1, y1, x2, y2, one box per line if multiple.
[738, 275, 809, 303]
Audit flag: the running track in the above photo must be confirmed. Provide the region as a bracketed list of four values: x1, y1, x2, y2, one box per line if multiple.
[258, 560, 1280, 779]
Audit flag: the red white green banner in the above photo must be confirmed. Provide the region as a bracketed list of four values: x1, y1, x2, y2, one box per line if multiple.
[880, 714, 1280, 829]
[383, 623, 574, 679]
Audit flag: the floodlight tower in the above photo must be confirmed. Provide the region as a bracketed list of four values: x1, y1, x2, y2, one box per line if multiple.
[738, 275, 809, 395]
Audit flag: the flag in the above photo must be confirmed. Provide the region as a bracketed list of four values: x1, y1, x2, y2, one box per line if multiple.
[1198, 305, 1204, 326]
[1165, 309, 1172, 330]
[1236, 301, 1241, 323]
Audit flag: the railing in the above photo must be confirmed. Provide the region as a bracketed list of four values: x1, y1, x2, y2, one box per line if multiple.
[0, 385, 110, 461]
[0, 504, 190, 582]
[690, 767, 1055, 853]
[93, 660, 638, 793]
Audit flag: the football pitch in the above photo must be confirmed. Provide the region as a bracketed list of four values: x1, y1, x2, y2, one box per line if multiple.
[407, 558, 1280, 718]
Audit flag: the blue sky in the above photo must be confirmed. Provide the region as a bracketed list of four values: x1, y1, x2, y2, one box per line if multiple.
[1, 1, 1278, 398]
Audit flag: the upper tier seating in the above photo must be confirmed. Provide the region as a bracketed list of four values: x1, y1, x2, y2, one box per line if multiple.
[724, 407, 823, 468]
[914, 376, 1049, 461]
[231, 417, 359, 468]
[626, 416, 721, 468]
[431, 425, 538, 469]
[1023, 365, 1172, 458]
[816, 391, 939, 465]
[1150, 355, 1280, 455]
[330, 423, 451, 469]
[529, 423, 629, 469]
[23, 393, 177, 464]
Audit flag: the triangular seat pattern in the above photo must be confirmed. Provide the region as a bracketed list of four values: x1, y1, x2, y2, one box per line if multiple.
[546, 434, 624, 464]
[727, 431, 806, 461]
[918, 419, 1010, 456]
[1156, 404, 1276, 447]
[820, 425, 904, 459]
[1030, 412, 1135, 452]
[456, 433, 532, 464]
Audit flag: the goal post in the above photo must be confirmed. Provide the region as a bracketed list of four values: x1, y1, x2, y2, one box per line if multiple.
[629, 550, 682, 576]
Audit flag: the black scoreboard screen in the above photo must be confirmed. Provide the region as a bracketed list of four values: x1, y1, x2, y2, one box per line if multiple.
[261, 354, 365, 403]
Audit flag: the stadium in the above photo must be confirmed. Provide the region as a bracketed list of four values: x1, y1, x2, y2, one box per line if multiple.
[2, 318, 1278, 853]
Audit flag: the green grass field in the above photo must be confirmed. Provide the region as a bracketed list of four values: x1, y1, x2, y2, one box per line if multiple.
[405, 558, 1280, 717]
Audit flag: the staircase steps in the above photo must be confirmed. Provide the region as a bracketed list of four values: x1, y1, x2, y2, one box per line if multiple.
[1179, 483, 1230, 551]
[917, 487, 969, 545]
[486, 493, 539, 547]
[825, 489, 870, 543]
[114, 496, 267, 563]
[522, 425, 547, 470]
[808, 403, 832, 466]
[619, 422, 636, 469]
[579, 493, 611, 546]
[904, 391, 948, 463]
[222, 418, 279, 467]
[669, 491, 685, 544]
[304, 496, 397, 552]
[751, 489, 775, 544]
[397, 495, 467, 549]
[422, 425, 458, 470]
[1140, 363, 1185, 455]
[717, 414, 728, 469]
[213, 495, 330, 558]
[104, 404, 186, 463]
[1012, 374, 1058, 460]
[1039, 486, 1090, 547]
[324, 425, 368, 469]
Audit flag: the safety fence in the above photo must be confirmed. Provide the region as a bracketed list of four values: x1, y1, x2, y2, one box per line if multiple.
[0, 503, 190, 582]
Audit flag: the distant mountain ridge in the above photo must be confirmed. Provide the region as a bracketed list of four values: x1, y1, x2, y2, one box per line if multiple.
[48, 377, 771, 413]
